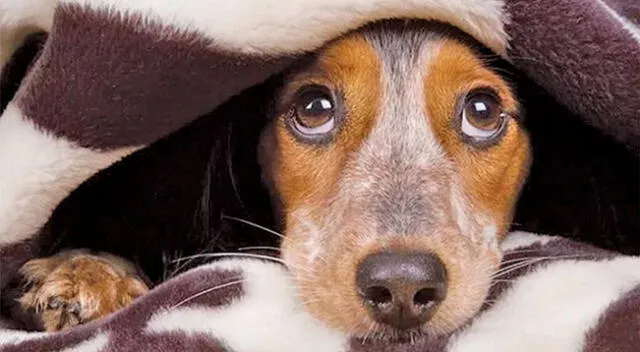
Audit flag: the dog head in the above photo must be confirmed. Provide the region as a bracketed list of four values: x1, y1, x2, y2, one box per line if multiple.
[259, 20, 531, 339]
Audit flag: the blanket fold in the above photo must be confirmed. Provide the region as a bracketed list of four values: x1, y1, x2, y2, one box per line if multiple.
[0, 0, 638, 351]
[1, 233, 639, 352]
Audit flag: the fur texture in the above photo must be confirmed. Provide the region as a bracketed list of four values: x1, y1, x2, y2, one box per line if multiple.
[0, 0, 638, 350]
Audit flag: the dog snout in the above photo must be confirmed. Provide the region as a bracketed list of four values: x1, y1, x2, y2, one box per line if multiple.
[356, 251, 447, 330]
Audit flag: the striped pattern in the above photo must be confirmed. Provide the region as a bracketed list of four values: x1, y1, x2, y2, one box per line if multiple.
[0, 0, 638, 350]
[0, 232, 638, 351]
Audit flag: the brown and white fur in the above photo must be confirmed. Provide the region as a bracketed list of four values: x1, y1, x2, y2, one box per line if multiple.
[258, 20, 530, 339]
[14, 250, 148, 332]
[15, 20, 530, 337]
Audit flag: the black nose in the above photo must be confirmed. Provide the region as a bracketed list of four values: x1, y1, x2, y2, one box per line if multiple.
[356, 251, 447, 330]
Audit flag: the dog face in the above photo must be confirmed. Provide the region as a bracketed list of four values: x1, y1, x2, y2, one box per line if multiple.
[259, 21, 531, 338]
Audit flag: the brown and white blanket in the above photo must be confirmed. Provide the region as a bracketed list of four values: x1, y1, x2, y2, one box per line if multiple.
[0, 0, 638, 351]
[0, 232, 639, 352]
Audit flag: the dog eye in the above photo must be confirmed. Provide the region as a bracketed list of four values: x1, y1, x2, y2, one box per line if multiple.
[460, 91, 506, 141]
[290, 86, 336, 137]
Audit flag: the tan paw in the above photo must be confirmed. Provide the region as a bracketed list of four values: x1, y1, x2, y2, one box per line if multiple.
[17, 250, 149, 332]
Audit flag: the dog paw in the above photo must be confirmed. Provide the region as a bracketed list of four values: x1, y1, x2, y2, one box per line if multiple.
[34, 294, 85, 332]
[17, 250, 149, 332]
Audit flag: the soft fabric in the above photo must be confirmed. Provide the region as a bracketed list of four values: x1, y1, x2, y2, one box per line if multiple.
[0, 232, 639, 352]
[0, 0, 638, 351]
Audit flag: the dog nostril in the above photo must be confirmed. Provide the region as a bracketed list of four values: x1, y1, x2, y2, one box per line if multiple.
[413, 287, 439, 307]
[363, 286, 392, 305]
[356, 251, 448, 330]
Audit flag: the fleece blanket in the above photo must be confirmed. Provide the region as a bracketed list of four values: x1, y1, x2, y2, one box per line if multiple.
[0, 232, 638, 352]
[0, 0, 638, 351]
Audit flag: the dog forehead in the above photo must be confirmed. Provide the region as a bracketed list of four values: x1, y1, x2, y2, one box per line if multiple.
[330, 29, 457, 235]
[355, 26, 447, 165]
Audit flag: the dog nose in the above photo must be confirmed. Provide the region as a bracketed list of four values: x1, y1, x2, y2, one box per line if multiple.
[356, 251, 447, 330]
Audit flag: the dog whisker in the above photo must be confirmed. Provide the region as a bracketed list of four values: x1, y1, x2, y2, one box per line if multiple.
[164, 248, 216, 280]
[491, 258, 546, 278]
[436, 310, 460, 335]
[237, 246, 281, 252]
[171, 252, 285, 265]
[501, 248, 548, 255]
[221, 215, 284, 239]
[492, 257, 574, 280]
[361, 321, 378, 345]
[498, 255, 547, 265]
[225, 124, 246, 211]
[352, 318, 379, 344]
[172, 278, 244, 309]
[492, 253, 593, 280]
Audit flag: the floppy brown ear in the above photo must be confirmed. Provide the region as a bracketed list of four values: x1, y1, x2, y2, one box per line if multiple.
[118, 277, 149, 308]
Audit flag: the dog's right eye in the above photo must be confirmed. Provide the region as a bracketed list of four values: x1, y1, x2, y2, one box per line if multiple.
[289, 85, 336, 139]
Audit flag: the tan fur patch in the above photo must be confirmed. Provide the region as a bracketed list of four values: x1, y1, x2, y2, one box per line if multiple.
[271, 34, 381, 213]
[260, 33, 384, 333]
[18, 250, 148, 332]
[424, 40, 530, 236]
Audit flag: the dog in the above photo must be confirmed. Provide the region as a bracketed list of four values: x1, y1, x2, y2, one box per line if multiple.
[14, 249, 149, 332]
[15, 20, 531, 337]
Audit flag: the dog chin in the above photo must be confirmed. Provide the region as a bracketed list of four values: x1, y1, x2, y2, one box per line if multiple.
[352, 326, 434, 344]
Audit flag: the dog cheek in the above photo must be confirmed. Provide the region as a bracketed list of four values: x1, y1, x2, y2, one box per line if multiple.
[435, 246, 497, 333]
[280, 231, 303, 270]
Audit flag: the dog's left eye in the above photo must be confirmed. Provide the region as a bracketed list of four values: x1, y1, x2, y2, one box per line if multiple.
[460, 91, 506, 141]
[290, 86, 336, 137]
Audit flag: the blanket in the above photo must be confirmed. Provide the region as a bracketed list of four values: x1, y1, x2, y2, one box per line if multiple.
[0, 0, 638, 351]
[1, 232, 639, 352]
